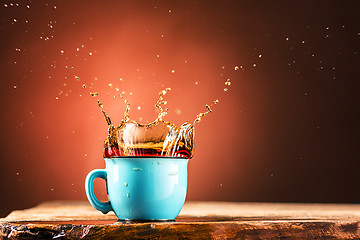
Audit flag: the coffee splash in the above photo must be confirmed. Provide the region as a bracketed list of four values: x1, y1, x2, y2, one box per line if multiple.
[97, 88, 217, 159]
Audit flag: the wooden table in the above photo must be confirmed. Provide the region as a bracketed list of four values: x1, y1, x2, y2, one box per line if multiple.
[1, 201, 360, 239]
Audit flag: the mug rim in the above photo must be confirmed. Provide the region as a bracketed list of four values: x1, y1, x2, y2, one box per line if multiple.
[105, 156, 189, 159]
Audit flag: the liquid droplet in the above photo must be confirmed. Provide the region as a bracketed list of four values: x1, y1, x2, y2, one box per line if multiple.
[124, 182, 128, 187]
[133, 168, 143, 171]
[90, 92, 99, 97]
[98, 100, 112, 125]
[126, 193, 130, 198]
[155, 88, 171, 121]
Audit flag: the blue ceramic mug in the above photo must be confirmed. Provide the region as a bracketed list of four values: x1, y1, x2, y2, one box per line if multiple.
[85, 157, 189, 221]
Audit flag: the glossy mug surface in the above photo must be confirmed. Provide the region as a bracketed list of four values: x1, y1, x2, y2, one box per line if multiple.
[85, 157, 189, 221]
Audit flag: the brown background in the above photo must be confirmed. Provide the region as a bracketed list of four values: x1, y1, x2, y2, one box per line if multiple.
[0, 0, 359, 218]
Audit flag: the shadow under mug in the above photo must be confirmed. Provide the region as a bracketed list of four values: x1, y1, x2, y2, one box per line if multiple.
[85, 157, 189, 221]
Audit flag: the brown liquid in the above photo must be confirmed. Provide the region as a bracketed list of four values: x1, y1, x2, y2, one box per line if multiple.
[99, 89, 217, 159]
[104, 121, 194, 158]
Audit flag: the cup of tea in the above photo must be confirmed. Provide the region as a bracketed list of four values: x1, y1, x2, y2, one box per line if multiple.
[85, 156, 189, 221]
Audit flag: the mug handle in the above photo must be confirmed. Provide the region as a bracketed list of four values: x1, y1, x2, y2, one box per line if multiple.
[85, 169, 113, 214]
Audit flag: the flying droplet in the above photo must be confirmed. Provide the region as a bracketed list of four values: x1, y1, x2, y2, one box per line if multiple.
[234, 66, 239, 70]
[82, 84, 86, 88]
[90, 92, 99, 97]
[224, 88, 228, 92]
[213, 99, 219, 104]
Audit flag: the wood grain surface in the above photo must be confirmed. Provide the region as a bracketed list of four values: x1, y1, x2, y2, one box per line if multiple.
[1, 201, 360, 239]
